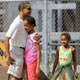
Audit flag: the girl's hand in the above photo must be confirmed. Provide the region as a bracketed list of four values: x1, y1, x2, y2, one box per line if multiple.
[36, 67, 40, 77]
[74, 72, 78, 78]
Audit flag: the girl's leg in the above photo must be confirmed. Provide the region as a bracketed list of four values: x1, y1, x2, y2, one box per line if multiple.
[56, 72, 63, 80]
[64, 72, 70, 80]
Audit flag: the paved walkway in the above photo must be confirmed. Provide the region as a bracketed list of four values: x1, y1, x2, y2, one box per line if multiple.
[0, 67, 8, 80]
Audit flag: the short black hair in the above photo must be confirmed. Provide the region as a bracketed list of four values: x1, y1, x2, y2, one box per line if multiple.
[18, 1, 30, 11]
[61, 32, 71, 41]
[24, 16, 36, 26]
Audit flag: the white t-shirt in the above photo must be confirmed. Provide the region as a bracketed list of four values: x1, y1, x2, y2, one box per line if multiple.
[29, 32, 38, 42]
[6, 15, 27, 47]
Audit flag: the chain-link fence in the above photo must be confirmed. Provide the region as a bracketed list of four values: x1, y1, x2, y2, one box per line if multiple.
[0, 0, 80, 79]
[1, 1, 80, 32]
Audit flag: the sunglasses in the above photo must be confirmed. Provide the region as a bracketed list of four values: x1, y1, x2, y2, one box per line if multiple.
[27, 8, 32, 10]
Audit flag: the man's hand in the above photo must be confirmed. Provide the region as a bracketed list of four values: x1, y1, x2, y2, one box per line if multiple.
[7, 55, 14, 65]
[33, 33, 42, 41]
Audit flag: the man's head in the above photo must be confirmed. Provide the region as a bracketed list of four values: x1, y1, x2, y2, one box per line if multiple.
[18, 1, 31, 17]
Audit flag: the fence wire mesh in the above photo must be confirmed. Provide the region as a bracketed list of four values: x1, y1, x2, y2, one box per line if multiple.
[0, 0, 80, 79]
[0, 1, 80, 32]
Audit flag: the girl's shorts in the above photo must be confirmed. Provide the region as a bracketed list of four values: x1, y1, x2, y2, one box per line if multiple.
[26, 60, 38, 80]
[7, 46, 25, 78]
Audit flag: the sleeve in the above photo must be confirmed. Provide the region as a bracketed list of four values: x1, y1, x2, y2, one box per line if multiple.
[31, 32, 39, 43]
[33, 39, 38, 43]
[6, 20, 20, 38]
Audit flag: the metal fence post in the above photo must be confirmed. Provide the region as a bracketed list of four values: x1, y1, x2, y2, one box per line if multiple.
[42, 0, 49, 76]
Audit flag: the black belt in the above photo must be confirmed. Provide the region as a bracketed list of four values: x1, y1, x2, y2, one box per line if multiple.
[19, 47, 25, 50]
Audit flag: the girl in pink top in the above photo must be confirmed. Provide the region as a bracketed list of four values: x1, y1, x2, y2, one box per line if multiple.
[24, 16, 41, 80]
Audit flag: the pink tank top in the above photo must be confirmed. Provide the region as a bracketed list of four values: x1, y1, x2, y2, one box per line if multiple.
[24, 35, 37, 64]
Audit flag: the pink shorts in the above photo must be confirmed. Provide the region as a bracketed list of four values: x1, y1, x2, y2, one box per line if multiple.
[26, 60, 38, 80]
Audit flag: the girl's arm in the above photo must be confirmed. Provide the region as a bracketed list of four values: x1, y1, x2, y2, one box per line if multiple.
[35, 42, 41, 76]
[52, 47, 59, 74]
[72, 48, 78, 78]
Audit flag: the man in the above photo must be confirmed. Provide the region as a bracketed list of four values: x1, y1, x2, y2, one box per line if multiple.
[4, 1, 41, 80]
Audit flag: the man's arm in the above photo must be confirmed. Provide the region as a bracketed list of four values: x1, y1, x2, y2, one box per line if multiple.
[4, 36, 10, 57]
[4, 36, 14, 65]
[33, 33, 42, 41]
[4, 19, 20, 64]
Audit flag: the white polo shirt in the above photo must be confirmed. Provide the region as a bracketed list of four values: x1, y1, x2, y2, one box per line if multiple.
[6, 15, 27, 47]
